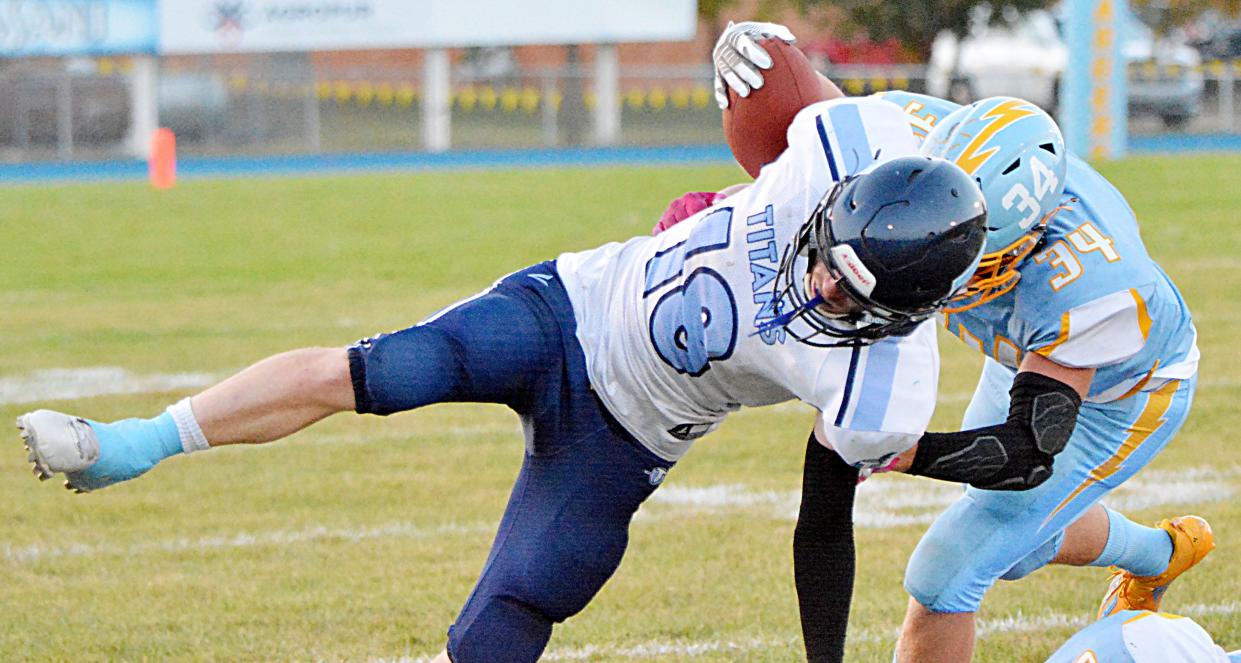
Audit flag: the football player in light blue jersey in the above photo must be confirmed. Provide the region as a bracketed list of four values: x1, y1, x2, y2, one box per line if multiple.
[886, 92, 1211, 663]
[710, 22, 1212, 663]
[17, 97, 1039, 662]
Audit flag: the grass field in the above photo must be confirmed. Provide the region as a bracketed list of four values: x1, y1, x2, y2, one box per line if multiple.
[2, 154, 1239, 662]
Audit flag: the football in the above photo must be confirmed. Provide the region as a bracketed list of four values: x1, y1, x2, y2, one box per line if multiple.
[722, 38, 833, 178]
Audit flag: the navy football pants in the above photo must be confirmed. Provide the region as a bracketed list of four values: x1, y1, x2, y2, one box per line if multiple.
[347, 262, 673, 662]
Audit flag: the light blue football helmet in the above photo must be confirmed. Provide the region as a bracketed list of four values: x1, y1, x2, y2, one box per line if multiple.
[920, 96, 1067, 310]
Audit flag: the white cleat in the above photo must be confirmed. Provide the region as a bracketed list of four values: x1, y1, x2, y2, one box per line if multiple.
[16, 410, 100, 482]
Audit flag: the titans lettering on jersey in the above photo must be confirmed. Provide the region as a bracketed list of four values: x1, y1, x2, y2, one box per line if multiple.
[941, 155, 1199, 402]
[745, 204, 785, 345]
[556, 97, 938, 465]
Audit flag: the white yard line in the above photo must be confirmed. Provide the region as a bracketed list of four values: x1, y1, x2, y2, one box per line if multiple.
[643, 465, 1241, 528]
[1177, 601, 1241, 618]
[975, 610, 1089, 636]
[4, 520, 493, 564]
[0, 367, 217, 405]
[544, 636, 799, 661]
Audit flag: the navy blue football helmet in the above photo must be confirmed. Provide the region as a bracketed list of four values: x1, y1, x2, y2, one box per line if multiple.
[764, 155, 988, 346]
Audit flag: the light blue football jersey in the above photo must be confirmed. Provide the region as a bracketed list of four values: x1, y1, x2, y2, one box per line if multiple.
[878, 91, 1199, 402]
[1046, 611, 1235, 663]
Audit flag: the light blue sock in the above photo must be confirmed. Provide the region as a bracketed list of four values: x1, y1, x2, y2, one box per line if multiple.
[1088, 507, 1173, 577]
[68, 411, 185, 490]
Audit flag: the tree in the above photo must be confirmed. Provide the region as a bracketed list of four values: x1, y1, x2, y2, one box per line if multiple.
[699, 0, 741, 59]
[699, 0, 809, 57]
[785, 0, 1054, 60]
[699, 0, 743, 23]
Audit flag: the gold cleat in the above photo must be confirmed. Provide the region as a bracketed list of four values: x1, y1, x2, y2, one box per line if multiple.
[1097, 515, 1215, 620]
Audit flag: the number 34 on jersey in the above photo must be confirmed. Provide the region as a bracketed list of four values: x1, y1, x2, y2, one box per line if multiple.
[1035, 221, 1122, 291]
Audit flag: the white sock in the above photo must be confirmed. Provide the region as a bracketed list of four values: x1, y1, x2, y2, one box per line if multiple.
[166, 397, 211, 454]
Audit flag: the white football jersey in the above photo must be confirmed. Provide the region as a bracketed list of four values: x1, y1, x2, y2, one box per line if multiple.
[557, 97, 939, 465]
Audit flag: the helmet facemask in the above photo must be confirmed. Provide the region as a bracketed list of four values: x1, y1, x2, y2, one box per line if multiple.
[942, 222, 1043, 313]
[760, 178, 936, 347]
[943, 198, 1073, 313]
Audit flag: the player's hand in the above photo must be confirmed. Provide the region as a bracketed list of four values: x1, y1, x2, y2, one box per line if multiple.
[856, 454, 904, 484]
[712, 20, 797, 109]
[652, 191, 723, 235]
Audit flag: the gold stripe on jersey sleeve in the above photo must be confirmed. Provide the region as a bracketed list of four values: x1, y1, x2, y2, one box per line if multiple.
[1035, 312, 1072, 358]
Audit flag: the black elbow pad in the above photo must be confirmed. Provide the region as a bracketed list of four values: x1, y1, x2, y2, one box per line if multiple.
[910, 371, 1082, 490]
[1017, 371, 1080, 457]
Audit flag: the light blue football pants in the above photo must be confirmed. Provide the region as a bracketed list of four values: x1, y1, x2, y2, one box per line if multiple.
[905, 358, 1196, 613]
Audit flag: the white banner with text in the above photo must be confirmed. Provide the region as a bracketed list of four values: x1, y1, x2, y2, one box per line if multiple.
[159, 0, 697, 54]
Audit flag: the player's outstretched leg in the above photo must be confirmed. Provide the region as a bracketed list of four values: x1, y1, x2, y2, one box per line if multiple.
[1098, 515, 1215, 619]
[17, 347, 354, 492]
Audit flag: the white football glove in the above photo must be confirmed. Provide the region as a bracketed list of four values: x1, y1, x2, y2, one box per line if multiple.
[712, 20, 797, 109]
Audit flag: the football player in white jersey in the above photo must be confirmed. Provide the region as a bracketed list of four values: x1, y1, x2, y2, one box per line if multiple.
[710, 21, 1212, 663]
[17, 96, 1056, 661]
[1047, 574, 1239, 663]
[1047, 610, 1241, 663]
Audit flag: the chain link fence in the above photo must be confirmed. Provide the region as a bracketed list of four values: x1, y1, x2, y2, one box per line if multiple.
[1, 54, 1239, 163]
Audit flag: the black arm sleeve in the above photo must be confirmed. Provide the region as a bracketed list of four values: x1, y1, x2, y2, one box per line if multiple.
[794, 430, 860, 663]
[908, 371, 1082, 491]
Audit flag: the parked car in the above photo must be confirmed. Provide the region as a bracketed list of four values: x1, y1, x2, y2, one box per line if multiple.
[158, 71, 230, 142]
[0, 66, 131, 146]
[928, 6, 1204, 128]
[1196, 24, 1241, 60]
[1124, 13, 1204, 128]
[0, 61, 229, 149]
